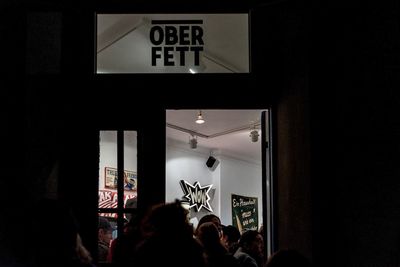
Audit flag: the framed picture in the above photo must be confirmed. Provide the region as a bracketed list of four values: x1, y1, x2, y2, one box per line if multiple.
[105, 167, 137, 191]
[231, 193, 258, 233]
[124, 171, 137, 191]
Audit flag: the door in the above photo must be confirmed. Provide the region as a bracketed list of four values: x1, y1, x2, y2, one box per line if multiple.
[165, 109, 274, 258]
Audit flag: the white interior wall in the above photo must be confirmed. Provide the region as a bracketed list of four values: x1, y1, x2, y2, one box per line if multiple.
[219, 155, 262, 227]
[124, 131, 138, 172]
[99, 131, 117, 189]
[166, 139, 218, 227]
[166, 139, 262, 229]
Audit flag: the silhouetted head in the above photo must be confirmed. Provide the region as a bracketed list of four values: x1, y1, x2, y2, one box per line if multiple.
[98, 217, 113, 245]
[222, 225, 241, 243]
[197, 222, 221, 248]
[195, 214, 222, 236]
[238, 230, 264, 260]
[141, 199, 193, 238]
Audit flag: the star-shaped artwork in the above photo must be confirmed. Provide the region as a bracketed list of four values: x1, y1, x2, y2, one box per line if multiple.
[180, 180, 213, 212]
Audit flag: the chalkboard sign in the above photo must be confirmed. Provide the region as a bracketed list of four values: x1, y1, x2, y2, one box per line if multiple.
[231, 194, 258, 233]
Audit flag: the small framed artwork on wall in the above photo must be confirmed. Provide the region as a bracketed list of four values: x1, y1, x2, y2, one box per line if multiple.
[105, 167, 137, 191]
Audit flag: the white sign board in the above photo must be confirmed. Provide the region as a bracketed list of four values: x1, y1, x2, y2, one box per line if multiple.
[97, 14, 250, 73]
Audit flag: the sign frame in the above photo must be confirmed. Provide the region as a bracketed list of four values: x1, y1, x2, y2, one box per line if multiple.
[104, 167, 137, 191]
[231, 193, 258, 233]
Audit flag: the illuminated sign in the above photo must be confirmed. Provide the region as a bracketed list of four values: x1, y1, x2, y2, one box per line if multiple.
[96, 14, 250, 73]
[180, 180, 213, 212]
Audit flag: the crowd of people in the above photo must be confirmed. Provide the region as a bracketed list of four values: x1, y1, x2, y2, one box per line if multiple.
[97, 200, 311, 267]
[33, 198, 311, 267]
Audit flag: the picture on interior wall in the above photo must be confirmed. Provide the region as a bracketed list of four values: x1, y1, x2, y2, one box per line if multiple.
[231, 194, 258, 233]
[179, 180, 213, 212]
[105, 167, 137, 191]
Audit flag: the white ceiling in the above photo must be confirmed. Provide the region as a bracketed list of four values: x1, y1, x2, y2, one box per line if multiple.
[166, 110, 266, 163]
[96, 14, 250, 73]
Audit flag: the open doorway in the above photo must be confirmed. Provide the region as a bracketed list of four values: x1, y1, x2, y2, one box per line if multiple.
[165, 109, 273, 256]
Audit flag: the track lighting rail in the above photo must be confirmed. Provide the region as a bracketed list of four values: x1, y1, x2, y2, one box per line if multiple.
[166, 121, 261, 139]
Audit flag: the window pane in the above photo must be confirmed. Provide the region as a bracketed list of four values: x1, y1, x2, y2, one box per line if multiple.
[99, 131, 118, 209]
[124, 131, 138, 209]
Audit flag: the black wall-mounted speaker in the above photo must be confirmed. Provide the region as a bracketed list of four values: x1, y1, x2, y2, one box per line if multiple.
[206, 156, 219, 170]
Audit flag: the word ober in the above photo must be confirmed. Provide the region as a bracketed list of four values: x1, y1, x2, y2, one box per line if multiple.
[150, 24, 204, 66]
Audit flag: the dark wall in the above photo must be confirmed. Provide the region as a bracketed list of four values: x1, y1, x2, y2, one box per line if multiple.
[260, 2, 312, 260]
[313, 6, 400, 267]
[337, 9, 400, 266]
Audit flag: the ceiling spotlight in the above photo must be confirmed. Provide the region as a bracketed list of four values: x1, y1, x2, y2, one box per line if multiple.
[189, 135, 198, 149]
[250, 130, 259, 142]
[195, 110, 205, 124]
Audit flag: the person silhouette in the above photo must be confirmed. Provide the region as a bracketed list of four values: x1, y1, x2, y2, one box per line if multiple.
[32, 198, 95, 267]
[234, 230, 264, 267]
[133, 200, 205, 267]
[98, 217, 114, 263]
[221, 225, 241, 254]
[196, 222, 239, 267]
[195, 214, 222, 237]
